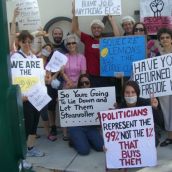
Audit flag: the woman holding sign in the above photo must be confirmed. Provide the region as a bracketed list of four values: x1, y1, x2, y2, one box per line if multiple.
[132, 22, 160, 58]
[62, 34, 87, 88]
[60, 34, 87, 141]
[11, 30, 45, 157]
[119, 80, 161, 147]
[68, 74, 104, 155]
[157, 28, 172, 147]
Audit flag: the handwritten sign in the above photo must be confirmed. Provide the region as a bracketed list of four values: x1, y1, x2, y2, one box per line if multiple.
[58, 87, 116, 127]
[45, 51, 68, 72]
[75, 0, 121, 16]
[11, 58, 45, 93]
[26, 83, 51, 111]
[16, 0, 41, 30]
[100, 106, 157, 169]
[13, 76, 38, 93]
[100, 36, 146, 77]
[140, 0, 172, 35]
[133, 53, 172, 98]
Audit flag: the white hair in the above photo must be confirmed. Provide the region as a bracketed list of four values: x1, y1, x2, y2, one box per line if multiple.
[121, 16, 136, 25]
[64, 34, 79, 47]
[90, 19, 105, 29]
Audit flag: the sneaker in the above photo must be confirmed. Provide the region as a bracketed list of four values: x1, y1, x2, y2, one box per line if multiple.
[27, 147, 45, 157]
[23, 160, 32, 169]
[19, 160, 32, 170]
[47, 134, 57, 141]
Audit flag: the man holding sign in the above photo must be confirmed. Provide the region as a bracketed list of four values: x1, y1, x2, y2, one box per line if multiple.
[72, 0, 120, 87]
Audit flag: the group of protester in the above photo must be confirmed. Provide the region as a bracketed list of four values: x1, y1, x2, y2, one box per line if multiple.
[9, 3, 172, 171]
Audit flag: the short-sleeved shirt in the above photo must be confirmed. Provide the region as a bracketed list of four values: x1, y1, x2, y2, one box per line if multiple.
[64, 53, 86, 87]
[81, 32, 100, 76]
[11, 50, 37, 59]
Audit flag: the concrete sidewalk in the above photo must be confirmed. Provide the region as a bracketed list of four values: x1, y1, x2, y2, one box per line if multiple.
[27, 129, 172, 172]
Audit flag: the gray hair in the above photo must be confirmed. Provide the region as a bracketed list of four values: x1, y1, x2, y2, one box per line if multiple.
[121, 16, 136, 26]
[64, 34, 79, 47]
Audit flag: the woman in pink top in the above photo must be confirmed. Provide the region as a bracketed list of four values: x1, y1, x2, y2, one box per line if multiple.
[62, 34, 87, 89]
[60, 34, 86, 140]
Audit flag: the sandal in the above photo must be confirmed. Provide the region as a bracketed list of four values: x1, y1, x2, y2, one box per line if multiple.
[47, 134, 57, 142]
[160, 138, 172, 147]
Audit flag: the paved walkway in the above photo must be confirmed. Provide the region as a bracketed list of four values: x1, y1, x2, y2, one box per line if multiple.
[27, 129, 172, 172]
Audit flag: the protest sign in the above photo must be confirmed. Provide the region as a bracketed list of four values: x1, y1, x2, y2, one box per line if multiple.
[75, 0, 121, 16]
[26, 83, 51, 111]
[11, 58, 45, 93]
[133, 53, 172, 98]
[100, 36, 146, 77]
[100, 106, 157, 169]
[140, 0, 172, 35]
[58, 87, 116, 127]
[16, 0, 41, 30]
[45, 51, 68, 72]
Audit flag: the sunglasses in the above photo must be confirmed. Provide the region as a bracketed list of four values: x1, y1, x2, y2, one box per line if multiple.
[80, 81, 90, 86]
[134, 28, 145, 32]
[22, 40, 32, 44]
[67, 42, 76, 46]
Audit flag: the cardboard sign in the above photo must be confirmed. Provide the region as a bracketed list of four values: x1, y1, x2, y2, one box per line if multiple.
[16, 0, 41, 31]
[58, 87, 116, 127]
[100, 36, 146, 77]
[100, 106, 157, 169]
[75, 0, 121, 16]
[11, 58, 45, 93]
[133, 53, 172, 98]
[140, 0, 172, 35]
[26, 83, 51, 111]
[45, 51, 68, 72]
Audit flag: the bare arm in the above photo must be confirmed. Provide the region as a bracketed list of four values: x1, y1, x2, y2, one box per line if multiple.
[60, 69, 74, 88]
[71, 0, 81, 37]
[108, 15, 121, 36]
[10, 8, 19, 52]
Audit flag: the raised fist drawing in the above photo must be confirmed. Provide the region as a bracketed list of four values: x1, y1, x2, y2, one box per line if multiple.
[150, 0, 164, 17]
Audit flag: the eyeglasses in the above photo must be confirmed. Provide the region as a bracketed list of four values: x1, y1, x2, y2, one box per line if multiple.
[22, 40, 32, 44]
[67, 42, 76, 46]
[134, 28, 145, 32]
[80, 81, 90, 86]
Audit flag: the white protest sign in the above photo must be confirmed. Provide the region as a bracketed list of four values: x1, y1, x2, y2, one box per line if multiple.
[11, 58, 45, 93]
[26, 83, 51, 111]
[100, 106, 157, 169]
[133, 53, 172, 98]
[16, 0, 41, 31]
[140, 0, 172, 35]
[45, 51, 68, 72]
[75, 0, 121, 16]
[58, 87, 116, 127]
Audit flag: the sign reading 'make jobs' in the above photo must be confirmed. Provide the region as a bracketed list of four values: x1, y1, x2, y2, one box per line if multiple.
[75, 0, 121, 16]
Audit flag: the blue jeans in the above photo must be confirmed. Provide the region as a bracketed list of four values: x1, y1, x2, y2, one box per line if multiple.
[68, 126, 104, 155]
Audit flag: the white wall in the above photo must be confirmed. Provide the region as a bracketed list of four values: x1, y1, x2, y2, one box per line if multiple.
[6, 0, 140, 35]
